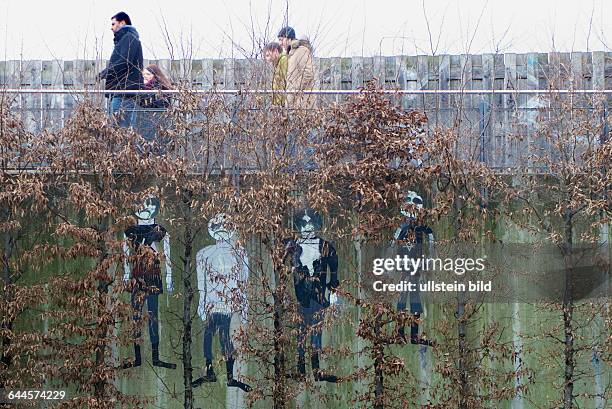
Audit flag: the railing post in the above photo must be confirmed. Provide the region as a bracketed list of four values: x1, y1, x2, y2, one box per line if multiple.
[602, 100, 609, 144]
[478, 96, 490, 165]
[479, 95, 490, 205]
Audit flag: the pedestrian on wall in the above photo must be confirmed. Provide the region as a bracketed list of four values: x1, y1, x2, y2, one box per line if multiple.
[141, 64, 172, 109]
[277, 26, 316, 110]
[96, 11, 144, 128]
[264, 42, 288, 106]
[138, 64, 173, 153]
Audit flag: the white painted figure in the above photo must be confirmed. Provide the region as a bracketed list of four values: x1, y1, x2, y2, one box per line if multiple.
[193, 213, 251, 393]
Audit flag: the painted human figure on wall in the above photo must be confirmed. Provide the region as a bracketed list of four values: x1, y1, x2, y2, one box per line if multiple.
[284, 208, 339, 383]
[122, 196, 176, 369]
[193, 213, 252, 392]
[394, 191, 435, 347]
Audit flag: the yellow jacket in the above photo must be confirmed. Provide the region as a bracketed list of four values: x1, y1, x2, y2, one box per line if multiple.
[272, 53, 288, 106]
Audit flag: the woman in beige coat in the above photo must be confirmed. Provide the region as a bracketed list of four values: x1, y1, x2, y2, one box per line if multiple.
[278, 27, 316, 109]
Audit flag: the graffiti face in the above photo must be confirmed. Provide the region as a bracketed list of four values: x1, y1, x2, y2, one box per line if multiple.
[294, 209, 322, 239]
[135, 197, 160, 221]
[401, 191, 423, 218]
[208, 213, 234, 242]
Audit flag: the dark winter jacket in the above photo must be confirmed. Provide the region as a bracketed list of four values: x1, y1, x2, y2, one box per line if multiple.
[395, 221, 433, 244]
[140, 79, 171, 109]
[284, 237, 339, 308]
[98, 26, 144, 97]
[125, 224, 166, 293]
[395, 219, 434, 261]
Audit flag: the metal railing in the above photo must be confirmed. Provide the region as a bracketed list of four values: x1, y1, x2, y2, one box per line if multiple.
[2, 89, 612, 94]
[1, 88, 609, 171]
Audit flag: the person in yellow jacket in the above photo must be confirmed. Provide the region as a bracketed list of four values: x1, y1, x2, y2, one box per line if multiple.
[264, 42, 288, 106]
[278, 26, 316, 110]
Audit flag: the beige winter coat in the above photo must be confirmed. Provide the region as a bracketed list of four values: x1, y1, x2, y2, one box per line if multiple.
[286, 39, 315, 109]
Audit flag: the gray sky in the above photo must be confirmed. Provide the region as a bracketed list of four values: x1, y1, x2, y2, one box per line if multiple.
[1, 0, 610, 60]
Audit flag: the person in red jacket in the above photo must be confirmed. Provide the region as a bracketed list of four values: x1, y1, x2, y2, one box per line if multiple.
[138, 64, 173, 153]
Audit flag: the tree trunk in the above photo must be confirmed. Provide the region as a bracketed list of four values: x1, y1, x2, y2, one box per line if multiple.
[94, 216, 110, 400]
[94, 274, 110, 399]
[373, 316, 384, 409]
[592, 222, 609, 409]
[272, 269, 286, 409]
[0, 230, 14, 386]
[511, 300, 524, 409]
[0, 318, 13, 388]
[354, 237, 367, 400]
[182, 190, 194, 409]
[562, 277, 574, 409]
[562, 217, 574, 409]
[457, 290, 469, 409]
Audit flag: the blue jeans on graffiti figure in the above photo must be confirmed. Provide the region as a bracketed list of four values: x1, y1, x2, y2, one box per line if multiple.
[121, 289, 176, 369]
[203, 312, 234, 362]
[297, 301, 324, 359]
[131, 290, 159, 345]
[192, 312, 252, 392]
[294, 300, 338, 382]
[396, 270, 434, 346]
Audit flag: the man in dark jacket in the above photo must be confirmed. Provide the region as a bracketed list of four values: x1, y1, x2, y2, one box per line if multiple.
[394, 191, 435, 347]
[284, 209, 340, 383]
[97, 12, 143, 128]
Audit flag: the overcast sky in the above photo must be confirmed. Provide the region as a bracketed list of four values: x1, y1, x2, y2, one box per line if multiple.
[0, 0, 610, 60]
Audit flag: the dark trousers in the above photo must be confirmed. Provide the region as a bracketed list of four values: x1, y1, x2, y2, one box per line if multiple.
[397, 272, 423, 314]
[203, 312, 234, 361]
[297, 301, 325, 359]
[397, 245, 426, 315]
[397, 276, 423, 315]
[397, 272, 423, 341]
[109, 96, 137, 128]
[131, 290, 160, 345]
[136, 109, 170, 155]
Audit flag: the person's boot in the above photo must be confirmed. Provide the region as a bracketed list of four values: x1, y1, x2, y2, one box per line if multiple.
[121, 344, 142, 369]
[311, 353, 338, 383]
[225, 357, 252, 392]
[192, 360, 217, 388]
[409, 331, 436, 347]
[151, 342, 177, 369]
